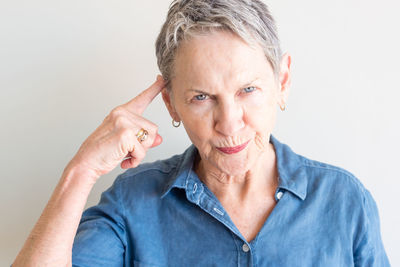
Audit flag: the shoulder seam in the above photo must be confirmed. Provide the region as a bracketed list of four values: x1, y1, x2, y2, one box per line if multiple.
[302, 161, 354, 177]
[302, 162, 366, 192]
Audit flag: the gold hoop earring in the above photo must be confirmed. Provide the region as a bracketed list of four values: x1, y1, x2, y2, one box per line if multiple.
[172, 119, 181, 127]
[280, 103, 286, 111]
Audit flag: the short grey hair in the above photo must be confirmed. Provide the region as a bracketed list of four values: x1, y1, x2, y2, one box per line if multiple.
[155, 0, 282, 90]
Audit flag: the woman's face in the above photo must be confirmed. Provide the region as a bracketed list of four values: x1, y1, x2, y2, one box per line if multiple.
[163, 30, 290, 176]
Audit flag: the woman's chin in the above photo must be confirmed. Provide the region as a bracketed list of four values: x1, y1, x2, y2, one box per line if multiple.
[211, 153, 252, 177]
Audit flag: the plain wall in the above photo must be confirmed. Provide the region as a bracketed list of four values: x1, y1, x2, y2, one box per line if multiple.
[1, 0, 399, 265]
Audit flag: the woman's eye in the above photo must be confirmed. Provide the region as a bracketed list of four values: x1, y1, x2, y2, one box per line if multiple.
[194, 94, 208, 101]
[243, 86, 256, 93]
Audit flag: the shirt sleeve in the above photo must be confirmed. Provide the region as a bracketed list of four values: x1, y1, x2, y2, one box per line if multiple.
[72, 176, 126, 267]
[353, 189, 390, 266]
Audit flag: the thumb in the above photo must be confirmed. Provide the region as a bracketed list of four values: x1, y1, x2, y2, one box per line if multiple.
[150, 134, 163, 148]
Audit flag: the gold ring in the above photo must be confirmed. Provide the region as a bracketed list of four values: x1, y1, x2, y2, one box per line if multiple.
[136, 128, 148, 143]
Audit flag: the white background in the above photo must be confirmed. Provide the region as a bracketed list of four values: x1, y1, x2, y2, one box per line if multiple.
[1, 0, 399, 265]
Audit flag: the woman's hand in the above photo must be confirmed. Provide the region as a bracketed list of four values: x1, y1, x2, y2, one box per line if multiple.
[66, 75, 165, 181]
[12, 77, 166, 267]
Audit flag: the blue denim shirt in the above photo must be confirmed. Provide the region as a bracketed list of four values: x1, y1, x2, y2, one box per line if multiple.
[72, 135, 390, 266]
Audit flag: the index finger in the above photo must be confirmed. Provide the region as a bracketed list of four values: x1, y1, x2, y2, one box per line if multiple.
[123, 75, 165, 114]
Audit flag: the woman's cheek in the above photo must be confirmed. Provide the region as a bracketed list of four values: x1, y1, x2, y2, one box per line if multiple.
[248, 89, 275, 106]
[254, 132, 269, 152]
[186, 100, 213, 115]
[245, 92, 277, 152]
[180, 102, 214, 133]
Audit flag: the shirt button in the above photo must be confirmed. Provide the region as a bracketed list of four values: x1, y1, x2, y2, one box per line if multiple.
[242, 243, 250, 252]
[276, 191, 283, 200]
[193, 183, 197, 194]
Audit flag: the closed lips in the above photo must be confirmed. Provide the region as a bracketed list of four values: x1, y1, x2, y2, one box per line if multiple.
[216, 140, 250, 154]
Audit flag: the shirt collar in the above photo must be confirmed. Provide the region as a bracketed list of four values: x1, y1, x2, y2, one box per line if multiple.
[160, 144, 198, 198]
[161, 135, 308, 201]
[270, 135, 308, 200]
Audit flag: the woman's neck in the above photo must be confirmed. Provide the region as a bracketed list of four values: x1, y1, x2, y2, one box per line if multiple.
[194, 143, 278, 204]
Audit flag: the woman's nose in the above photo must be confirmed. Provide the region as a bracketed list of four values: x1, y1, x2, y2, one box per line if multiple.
[214, 101, 245, 136]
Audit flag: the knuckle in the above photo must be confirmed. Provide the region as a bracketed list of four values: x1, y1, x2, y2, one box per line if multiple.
[113, 115, 128, 128]
[109, 106, 124, 119]
[117, 129, 135, 154]
[119, 128, 134, 141]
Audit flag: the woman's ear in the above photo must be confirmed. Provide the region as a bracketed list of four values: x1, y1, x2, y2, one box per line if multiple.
[278, 52, 292, 106]
[161, 88, 181, 122]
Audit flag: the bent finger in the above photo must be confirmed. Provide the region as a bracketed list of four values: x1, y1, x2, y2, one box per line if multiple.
[121, 138, 146, 169]
[151, 134, 163, 148]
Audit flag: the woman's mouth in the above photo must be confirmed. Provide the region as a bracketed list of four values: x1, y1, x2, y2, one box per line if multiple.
[216, 140, 250, 154]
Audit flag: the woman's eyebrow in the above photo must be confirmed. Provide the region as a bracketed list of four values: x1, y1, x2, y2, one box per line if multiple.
[240, 77, 260, 88]
[187, 89, 208, 94]
[188, 78, 261, 94]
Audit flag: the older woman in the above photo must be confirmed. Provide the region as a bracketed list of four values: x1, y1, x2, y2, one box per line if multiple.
[13, 0, 389, 266]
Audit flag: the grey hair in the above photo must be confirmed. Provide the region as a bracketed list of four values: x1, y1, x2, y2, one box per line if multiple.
[155, 0, 282, 90]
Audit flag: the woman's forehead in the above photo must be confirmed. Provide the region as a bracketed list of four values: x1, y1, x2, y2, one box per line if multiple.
[173, 31, 273, 87]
